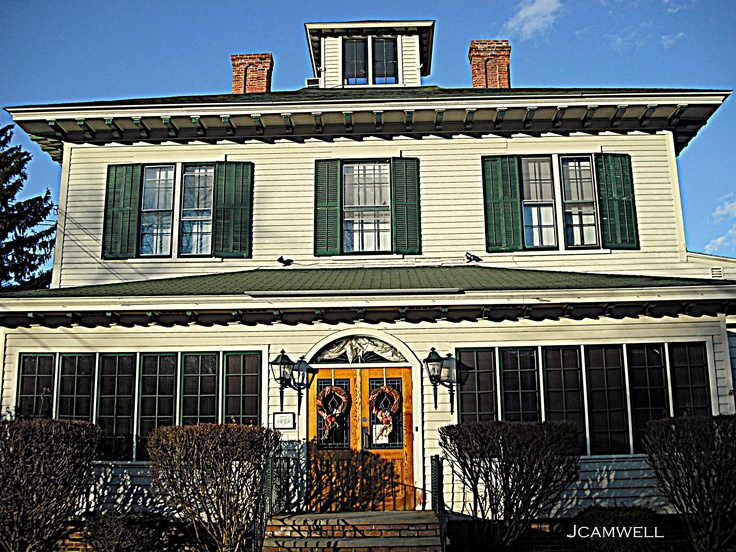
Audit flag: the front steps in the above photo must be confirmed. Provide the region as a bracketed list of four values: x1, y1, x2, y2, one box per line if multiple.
[263, 510, 443, 552]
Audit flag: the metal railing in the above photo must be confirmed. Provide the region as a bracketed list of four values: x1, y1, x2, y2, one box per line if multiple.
[431, 454, 447, 552]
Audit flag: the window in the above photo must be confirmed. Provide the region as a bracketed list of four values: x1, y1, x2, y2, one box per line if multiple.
[627, 344, 669, 452]
[315, 158, 420, 256]
[98, 354, 135, 461]
[544, 347, 586, 453]
[501, 348, 540, 422]
[138, 354, 176, 460]
[521, 158, 556, 248]
[343, 37, 398, 86]
[482, 153, 638, 252]
[17, 354, 54, 419]
[103, 161, 253, 260]
[57, 354, 95, 422]
[140, 165, 174, 256]
[179, 165, 214, 255]
[16, 350, 262, 461]
[224, 352, 261, 425]
[456, 349, 496, 422]
[343, 162, 392, 252]
[457, 342, 711, 456]
[182, 353, 218, 426]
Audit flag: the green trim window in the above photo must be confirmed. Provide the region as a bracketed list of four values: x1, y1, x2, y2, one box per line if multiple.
[182, 353, 218, 426]
[482, 153, 638, 253]
[343, 37, 398, 86]
[224, 352, 261, 426]
[586, 345, 629, 455]
[103, 161, 253, 259]
[544, 347, 586, 453]
[501, 348, 540, 422]
[670, 343, 711, 417]
[457, 342, 710, 457]
[98, 354, 135, 461]
[457, 348, 496, 422]
[315, 158, 420, 255]
[138, 354, 177, 460]
[17, 354, 54, 419]
[57, 354, 95, 422]
[627, 344, 669, 453]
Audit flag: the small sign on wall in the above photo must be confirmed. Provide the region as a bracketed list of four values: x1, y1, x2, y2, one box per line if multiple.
[273, 412, 296, 430]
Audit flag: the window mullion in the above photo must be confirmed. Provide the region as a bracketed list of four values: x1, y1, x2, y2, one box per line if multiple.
[622, 344, 634, 455]
[580, 345, 591, 456]
[52, 352, 60, 419]
[664, 342, 674, 417]
[538, 345, 546, 422]
[551, 154, 566, 250]
[171, 163, 182, 257]
[367, 36, 373, 85]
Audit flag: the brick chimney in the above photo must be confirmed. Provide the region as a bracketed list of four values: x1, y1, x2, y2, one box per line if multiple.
[468, 40, 511, 89]
[231, 53, 273, 94]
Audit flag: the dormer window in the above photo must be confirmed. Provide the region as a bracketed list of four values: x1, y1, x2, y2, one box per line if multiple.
[343, 37, 398, 85]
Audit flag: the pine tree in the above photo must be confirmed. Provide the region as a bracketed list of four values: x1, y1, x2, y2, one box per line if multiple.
[0, 125, 55, 290]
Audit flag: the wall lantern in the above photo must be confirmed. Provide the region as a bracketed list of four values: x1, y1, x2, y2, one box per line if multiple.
[423, 347, 457, 414]
[269, 350, 316, 412]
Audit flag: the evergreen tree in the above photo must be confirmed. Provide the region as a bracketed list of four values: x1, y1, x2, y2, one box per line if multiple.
[0, 125, 55, 290]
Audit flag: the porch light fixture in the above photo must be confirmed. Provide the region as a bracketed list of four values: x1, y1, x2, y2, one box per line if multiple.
[269, 350, 316, 412]
[423, 348, 457, 414]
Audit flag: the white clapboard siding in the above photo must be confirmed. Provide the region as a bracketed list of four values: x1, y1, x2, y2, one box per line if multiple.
[51, 132, 735, 287]
[2, 315, 732, 512]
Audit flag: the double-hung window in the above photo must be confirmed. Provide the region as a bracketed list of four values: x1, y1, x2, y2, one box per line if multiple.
[103, 161, 253, 259]
[314, 158, 421, 255]
[482, 153, 638, 252]
[343, 37, 398, 85]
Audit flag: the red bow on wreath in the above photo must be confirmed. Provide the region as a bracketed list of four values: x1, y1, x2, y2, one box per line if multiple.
[369, 385, 401, 440]
[316, 385, 349, 440]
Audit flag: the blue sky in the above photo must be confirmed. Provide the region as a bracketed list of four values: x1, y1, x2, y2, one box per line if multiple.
[2, 0, 735, 257]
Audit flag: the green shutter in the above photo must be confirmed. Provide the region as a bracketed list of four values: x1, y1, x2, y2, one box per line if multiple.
[391, 158, 421, 255]
[102, 164, 142, 259]
[596, 154, 639, 249]
[314, 159, 341, 256]
[482, 156, 522, 252]
[213, 161, 254, 258]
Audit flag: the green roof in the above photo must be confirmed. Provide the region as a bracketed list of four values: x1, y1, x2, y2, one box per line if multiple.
[0, 265, 729, 299]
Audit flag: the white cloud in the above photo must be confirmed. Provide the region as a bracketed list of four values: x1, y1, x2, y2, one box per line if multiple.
[503, 0, 564, 41]
[661, 31, 684, 48]
[705, 195, 736, 253]
[662, 0, 695, 14]
[608, 22, 653, 51]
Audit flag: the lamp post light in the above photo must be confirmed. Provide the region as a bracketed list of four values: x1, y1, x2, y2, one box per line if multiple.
[269, 350, 315, 412]
[423, 347, 457, 414]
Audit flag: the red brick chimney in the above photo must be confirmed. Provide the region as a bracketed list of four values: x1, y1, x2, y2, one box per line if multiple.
[468, 40, 511, 89]
[231, 53, 273, 94]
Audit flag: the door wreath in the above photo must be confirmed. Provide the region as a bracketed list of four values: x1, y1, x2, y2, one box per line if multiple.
[316, 385, 350, 440]
[369, 385, 401, 440]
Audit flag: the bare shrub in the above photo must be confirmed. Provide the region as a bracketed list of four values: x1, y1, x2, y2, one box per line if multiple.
[0, 419, 100, 552]
[645, 415, 736, 552]
[148, 424, 281, 552]
[439, 420, 579, 550]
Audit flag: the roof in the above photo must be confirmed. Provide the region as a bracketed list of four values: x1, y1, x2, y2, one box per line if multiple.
[2, 266, 733, 328]
[1, 265, 731, 299]
[6, 86, 729, 162]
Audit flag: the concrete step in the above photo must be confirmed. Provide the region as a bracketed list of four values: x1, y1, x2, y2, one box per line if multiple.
[263, 510, 443, 551]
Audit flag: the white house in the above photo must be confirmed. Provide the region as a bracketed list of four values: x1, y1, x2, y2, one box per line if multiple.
[2, 19, 736, 517]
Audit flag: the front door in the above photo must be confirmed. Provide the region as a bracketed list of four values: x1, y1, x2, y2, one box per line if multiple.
[307, 367, 415, 511]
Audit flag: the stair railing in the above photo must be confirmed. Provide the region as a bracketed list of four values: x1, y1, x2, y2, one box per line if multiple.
[431, 454, 447, 552]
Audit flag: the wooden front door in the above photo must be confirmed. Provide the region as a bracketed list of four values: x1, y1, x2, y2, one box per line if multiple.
[307, 367, 415, 511]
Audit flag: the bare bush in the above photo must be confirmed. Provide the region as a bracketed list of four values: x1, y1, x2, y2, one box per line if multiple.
[645, 415, 736, 552]
[83, 511, 174, 552]
[0, 419, 100, 552]
[439, 420, 579, 550]
[148, 424, 281, 552]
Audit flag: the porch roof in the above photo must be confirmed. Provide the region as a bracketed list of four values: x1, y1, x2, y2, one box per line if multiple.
[0, 265, 734, 329]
